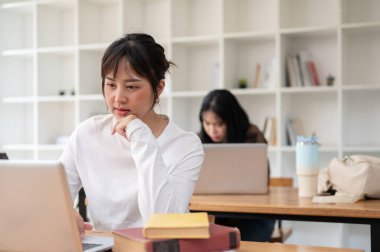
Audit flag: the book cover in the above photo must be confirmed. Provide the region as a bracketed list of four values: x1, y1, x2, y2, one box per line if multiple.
[113, 224, 240, 252]
[252, 63, 261, 88]
[270, 117, 277, 146]
[143, 212, 210, 239]
[292, 56, 303, 87]
[307, 61, 320, 86]
[286, 118, 296, 146]
[260, 57, 276, 90]
[286, 56, 297, 87]
[298, 51, 312, 87]
[263, 117, 272, 145]
[296, 54, 305, 87]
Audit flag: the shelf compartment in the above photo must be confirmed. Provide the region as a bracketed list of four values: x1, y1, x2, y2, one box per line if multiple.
[78, 0, 120, 45]
[0, 103, 34, 146]
[172, 96, 202, 133]
[37, 52, 75, 96]
[0, 1, 34, 50]
[36, 1, 74, 47]
[79, 49, 103, 95]
[235, 93, 276, 133]
[171, 0, 221, 38]
[341, 0, 380, 25]
[280, 0, 339, 29]
[0, 56, 34, 97]
[38, 101, 75, 145]
[223, 0, 276, 34]
[281, 32, 338, 88]
[342, 90, 380, 147]
[224, 36, 276, 90]
[341, 26, 380, 87]
[171, 40, 219, 92]
[281, 92, 339, 147]
[123, 0, 170, 40]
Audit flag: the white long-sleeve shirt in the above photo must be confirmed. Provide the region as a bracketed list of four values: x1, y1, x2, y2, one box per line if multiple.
[59, 114, 204, 231]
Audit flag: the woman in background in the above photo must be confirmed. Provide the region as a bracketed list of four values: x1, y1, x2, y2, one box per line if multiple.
[198, 89, 274, 241]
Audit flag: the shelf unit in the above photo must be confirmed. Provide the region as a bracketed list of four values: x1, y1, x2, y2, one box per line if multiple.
[1, 0, 380, 179]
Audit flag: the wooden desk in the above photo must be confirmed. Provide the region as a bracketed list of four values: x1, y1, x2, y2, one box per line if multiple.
[190, 187, 380, 251]
[239, 241, 363, 252]
[89, 231, 363, 252]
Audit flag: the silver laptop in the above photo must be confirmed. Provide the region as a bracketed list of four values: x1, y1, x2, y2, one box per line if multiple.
[194, 143, 268, 194]
[0, 160, 113, 252]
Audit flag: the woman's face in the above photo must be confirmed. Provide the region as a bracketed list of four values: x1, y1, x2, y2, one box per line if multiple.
[103, 58, 161, 120]
[202, 111, 227, 143]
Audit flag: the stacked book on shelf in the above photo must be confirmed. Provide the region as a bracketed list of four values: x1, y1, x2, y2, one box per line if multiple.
[261, 116, 277, 146]
[252, 57, 276, 89]
[286, 51, 320, 87]
[112, 212, 241, 252]
[285, 117, 304, 146]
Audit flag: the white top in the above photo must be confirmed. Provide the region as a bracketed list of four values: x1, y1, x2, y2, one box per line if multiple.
[59, 114, 204, 231]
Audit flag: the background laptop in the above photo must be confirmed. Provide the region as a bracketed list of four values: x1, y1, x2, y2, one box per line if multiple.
[194, 143, 268, 194]
[0, 160, 113, 252]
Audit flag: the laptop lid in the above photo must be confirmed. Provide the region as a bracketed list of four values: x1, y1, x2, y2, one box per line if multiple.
[193, 143, 268, 194]
[0, 160, 113, 252]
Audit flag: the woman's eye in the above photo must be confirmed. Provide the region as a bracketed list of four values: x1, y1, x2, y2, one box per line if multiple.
[126, 85, 138, 90]
[106, 83, 116, 88]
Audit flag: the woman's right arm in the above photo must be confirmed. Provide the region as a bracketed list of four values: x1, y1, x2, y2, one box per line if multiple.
[59, 129, 82, 201]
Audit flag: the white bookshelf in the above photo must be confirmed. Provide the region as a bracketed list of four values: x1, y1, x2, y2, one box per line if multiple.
[1, 0, 380, 173]
[1, 0, 378, 250]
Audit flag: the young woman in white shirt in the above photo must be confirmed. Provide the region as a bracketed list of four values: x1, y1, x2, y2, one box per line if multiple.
[60, 33, 204, 237]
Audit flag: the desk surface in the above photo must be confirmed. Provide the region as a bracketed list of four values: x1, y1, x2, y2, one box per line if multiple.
[89, 231, 363, 252]
[239, 242, 363, 252]
[190, 187, 380, 219]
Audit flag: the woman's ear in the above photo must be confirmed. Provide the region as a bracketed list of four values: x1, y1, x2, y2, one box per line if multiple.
[157, 79, 165, 96]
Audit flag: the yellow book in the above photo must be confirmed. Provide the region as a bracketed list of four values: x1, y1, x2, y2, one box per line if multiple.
[143, 212, 210, 239]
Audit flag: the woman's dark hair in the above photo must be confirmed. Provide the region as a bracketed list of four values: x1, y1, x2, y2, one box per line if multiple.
[199, 89, 250, 143]
[101, 33, 174, 108]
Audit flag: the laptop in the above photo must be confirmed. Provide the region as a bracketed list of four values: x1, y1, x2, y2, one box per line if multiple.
[0, 160, 113, 252]
[194, 143, 268, 194]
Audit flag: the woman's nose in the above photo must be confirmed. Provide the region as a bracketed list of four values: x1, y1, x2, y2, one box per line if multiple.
[210, 125, 217, 134]
[114, 87, 127, 103]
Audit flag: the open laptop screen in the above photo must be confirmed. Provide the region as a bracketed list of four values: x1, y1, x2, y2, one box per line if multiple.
[194, 143, 268, 195]
[0, 160, 113, 252]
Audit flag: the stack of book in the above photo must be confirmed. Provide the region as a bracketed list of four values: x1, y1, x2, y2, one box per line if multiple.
[285, 117, 304, 146]
[286, 51, 320, 87]
[112, 212, 240, 252]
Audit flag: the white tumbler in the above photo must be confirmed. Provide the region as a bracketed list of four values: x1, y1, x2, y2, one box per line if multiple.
[296, 135, 319, 197]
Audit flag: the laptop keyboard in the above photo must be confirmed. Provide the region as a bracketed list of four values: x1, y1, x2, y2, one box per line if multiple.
[82, 242, 102, 251]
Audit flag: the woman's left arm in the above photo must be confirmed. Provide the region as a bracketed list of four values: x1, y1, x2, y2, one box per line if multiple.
[126, 119, 204, 224]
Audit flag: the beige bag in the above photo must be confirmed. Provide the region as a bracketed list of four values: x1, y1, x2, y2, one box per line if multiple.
[328, 155, 380, 199]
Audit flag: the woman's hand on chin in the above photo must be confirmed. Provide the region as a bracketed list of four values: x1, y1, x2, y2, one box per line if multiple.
[111, 114, 138, 139]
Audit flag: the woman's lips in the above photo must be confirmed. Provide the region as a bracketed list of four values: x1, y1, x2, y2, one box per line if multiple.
[114, 108, 130, 117]
[211, 136, 221, 142]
